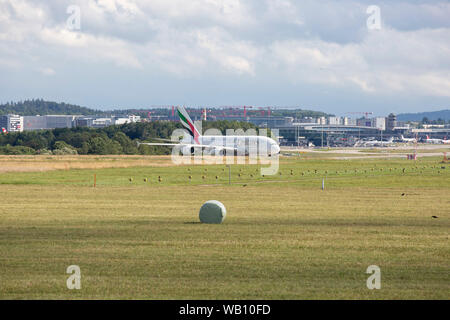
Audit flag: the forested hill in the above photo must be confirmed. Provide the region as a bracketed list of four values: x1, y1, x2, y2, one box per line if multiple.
[397, 109, 450, 122]
[0, 99, 102, 116]
[2, 99, 333, 118]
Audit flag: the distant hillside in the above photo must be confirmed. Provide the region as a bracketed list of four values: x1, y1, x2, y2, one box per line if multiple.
[1, 99, 332, 119]
[0, 99, 103, 116]
[397, 109, 450, 122]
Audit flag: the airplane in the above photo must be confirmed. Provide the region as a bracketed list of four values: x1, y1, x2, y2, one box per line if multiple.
[400, 135, 417, 143]
[138, 106, 281, 156]
[425, 135, 450, 144]
[358, 137, 394, 147]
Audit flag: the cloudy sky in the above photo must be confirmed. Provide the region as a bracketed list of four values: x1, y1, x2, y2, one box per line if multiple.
[1, 0, 449, 115]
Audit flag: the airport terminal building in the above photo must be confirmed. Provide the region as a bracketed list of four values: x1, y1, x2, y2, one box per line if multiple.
[0, 114, 141, 132]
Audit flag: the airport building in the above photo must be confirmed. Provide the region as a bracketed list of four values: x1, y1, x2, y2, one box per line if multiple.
[1, 114, 142, 132]
[327, 117, 342, 125]
[343, 117, 357, 126]
[386, 113, 397, 131]
[412, 128, 450, 139]
[0, 114, 24, 132]
[374, 117, 386, 131]
[75, 115, 141, 128]
[23, 115, 77, 131]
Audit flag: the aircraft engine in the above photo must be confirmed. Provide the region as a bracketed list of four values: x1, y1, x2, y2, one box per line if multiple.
[181, 146, 197, 155]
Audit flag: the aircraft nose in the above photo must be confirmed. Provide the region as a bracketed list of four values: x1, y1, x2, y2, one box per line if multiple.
[273, 144, 280, 154]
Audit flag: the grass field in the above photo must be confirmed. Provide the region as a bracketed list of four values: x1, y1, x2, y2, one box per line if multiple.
[0, 154, 449, 299]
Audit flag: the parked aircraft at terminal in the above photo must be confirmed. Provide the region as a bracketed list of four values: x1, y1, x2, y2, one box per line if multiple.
[400, 135, 417, 143]
[356, 137, 394, 147]
[425, 135, 450, 144]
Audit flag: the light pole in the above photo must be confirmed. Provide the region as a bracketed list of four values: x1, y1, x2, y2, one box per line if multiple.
[321, 122, 324, 148]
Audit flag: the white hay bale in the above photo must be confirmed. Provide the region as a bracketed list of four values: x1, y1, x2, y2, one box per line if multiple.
[199, 200, 226, 224]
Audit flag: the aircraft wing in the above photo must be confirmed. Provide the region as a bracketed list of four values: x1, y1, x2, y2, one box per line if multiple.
[138, 142, 238, 152]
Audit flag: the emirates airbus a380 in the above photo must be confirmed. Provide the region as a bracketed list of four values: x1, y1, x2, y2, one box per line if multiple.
[138, 106, 281, 156]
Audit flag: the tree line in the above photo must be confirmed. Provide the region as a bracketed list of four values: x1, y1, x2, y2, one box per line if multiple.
[420, 117, 449, 125]
[0, 120, 258, 155]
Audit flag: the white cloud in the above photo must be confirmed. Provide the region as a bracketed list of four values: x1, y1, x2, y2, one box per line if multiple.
[0, 0, 449, 110]
[269, 27, 450, 97]
[194, 28, 258, 75]
[37, 67, 56, 76]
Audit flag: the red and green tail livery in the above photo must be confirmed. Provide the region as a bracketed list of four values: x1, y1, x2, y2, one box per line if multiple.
[177, 106, 201, 144]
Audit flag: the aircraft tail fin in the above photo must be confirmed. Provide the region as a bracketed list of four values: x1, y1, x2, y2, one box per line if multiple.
[177, 106, 201, 144]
